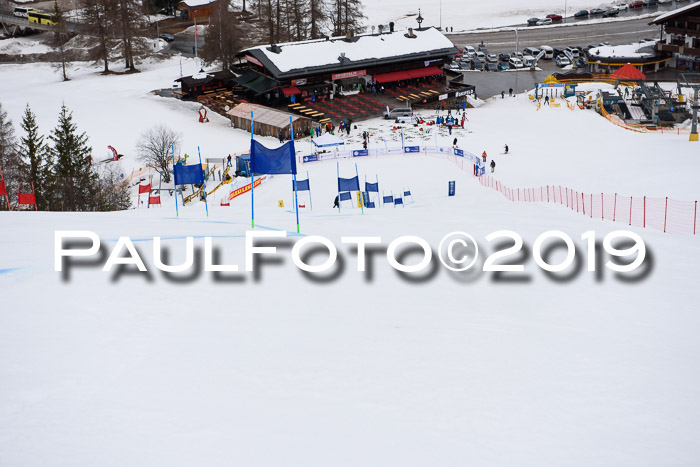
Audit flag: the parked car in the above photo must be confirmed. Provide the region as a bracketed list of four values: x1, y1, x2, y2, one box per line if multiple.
[523, 55, 536, 67]
[497, 62, 510, 71]
[499, 52, 511, 61]
[590, 8, 605, 14]
[536, 18, 553, 25]
[574, 10, 589, 17]
[565, 46, 579, 57]
[629, 1, 644, 8]
[539, 45, 554, 59]
[553, 47, 564, 57]
[486, 53, 498, 62]
[470, 58, 483, 70]
[524, 46, 541, 56]
[464, 45, 476, 56]
[484, 62, 499, 71]
[475, 51, 486, 62]
[547, 14, 563, 21]
[158, 33, 175, 42]
[527, 17, 540, 26]
[556, 55, 571, 67]
[602, 9, 619, 17]
[511, 51, 524, 59]
[614, 2, 629, 9]
[658, 0, 672, 3]
[509, 57, 524, 68]
[643, 0, 658, 6]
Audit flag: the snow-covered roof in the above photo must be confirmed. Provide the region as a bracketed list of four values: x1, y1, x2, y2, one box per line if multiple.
[226, 103, 307, 128]
[588, 40, 657, 60]
[178, 0, 216, 8]
[240, 27, 458, 79]
[651, 1, 700, 24]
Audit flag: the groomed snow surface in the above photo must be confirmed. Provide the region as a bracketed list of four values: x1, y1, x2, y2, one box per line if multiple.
[1, 58, 700, 467]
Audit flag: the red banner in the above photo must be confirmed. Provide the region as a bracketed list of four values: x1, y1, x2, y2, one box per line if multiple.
[18, 191, 36, 207]
[332, 69, 366, 81]
[148, 195, 161, 205]
[229, 176, 265, 201]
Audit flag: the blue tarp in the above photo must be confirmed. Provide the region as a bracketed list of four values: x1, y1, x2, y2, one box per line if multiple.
[250, 140, 297, 175]
[366, 182, 379, 193]
[173, 164, 204, 186]
[294, 179, 310, 191]
[339, 192, 352, 201]
[338, 176, 360, 192]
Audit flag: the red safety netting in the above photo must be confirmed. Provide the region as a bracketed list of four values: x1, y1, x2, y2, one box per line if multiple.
[477, 175, 698, 236]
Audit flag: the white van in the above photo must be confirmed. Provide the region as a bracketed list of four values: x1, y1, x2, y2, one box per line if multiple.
[539, 45, 554, 60]
[385, 106, 413, 120]
[523, 55, 535, 67]
[464, 45, 476, 56]
[524, 47, 540, 57]
[13, 7, 34, 17]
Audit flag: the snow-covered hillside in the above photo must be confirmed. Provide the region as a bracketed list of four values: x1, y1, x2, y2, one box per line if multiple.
[2, 58, 700, 467]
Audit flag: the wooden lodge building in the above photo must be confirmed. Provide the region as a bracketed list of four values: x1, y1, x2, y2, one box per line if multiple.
[232, 26, 460, 106]
[651, 1, 700, 71]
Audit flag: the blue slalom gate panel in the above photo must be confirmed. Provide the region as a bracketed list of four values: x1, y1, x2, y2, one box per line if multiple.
[394, 198, 404, 205]
[448, 181, 455, 196]
[339, 192, 352, 201]
[366, 182, 379, 193]
[383, 195, 393, 204]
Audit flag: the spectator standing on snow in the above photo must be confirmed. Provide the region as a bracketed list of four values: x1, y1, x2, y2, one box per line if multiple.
[333, 195, 339, 208]
[501, 91, 505, 99]
[482, 151, 487, 163]
[509, 88, 513, 96]
[453, 137, 458, 147]
[490, 159, 496, 173]
[544, 95, 550, 106]
[504, 144, 509, 154]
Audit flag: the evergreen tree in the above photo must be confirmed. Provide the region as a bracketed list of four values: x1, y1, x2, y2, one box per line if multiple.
[0, 101, 24, 210]
[18, 105, 50, 210]
[47, 104, 99, 211]
[201, 0, 242, 69]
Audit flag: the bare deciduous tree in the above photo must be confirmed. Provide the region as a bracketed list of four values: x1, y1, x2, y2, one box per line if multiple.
[81, 0, 117, 73]
[137, 125, 182, 183]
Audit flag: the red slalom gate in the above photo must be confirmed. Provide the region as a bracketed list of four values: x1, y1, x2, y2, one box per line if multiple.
[476, 175, 698, 236]
[17, 183, 37, 211]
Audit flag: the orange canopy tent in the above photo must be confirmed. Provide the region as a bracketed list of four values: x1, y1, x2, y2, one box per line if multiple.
[611, 64, 646, 81]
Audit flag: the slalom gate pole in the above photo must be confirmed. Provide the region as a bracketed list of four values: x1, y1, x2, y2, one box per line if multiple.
[172, 144, 179, 217]
[307, 170, 313, 211]
[251, 111, 255, 228]
[337, 162, 341, 213]
[356, 163, 363, 214]
[377, 175, 380, 207]
[198, 146, 209, 217]
[291, 116, 300, 234]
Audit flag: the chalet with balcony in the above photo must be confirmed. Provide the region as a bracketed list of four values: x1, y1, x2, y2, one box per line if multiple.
[651, 1, 700, 70]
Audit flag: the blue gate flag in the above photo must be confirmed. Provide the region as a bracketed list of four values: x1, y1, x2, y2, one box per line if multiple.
[250, 140, 297, 174]
[338, 176, 360, 192]
[394, 197, 404, 205]
[339, 192, 352, 201]
[173, 164, 204, 186]
[294, 179, 310, 191]
[383, 195, 394, 204]
[404, 190, 411, 196]
[366, 182, 379, 193]
[362, 192, 370, 205]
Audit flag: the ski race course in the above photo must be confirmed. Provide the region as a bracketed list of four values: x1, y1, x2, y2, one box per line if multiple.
[2, 57, 700, 466]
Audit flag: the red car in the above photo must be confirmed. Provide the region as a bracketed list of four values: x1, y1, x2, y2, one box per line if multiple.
[546, 14, 563, 21]
[629, 1, 644, 7]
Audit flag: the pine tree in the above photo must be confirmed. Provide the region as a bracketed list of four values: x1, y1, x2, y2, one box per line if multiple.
[47, 104, 99, 211]
[0, 101, 24, 210]
[18, 105, 50, 210]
